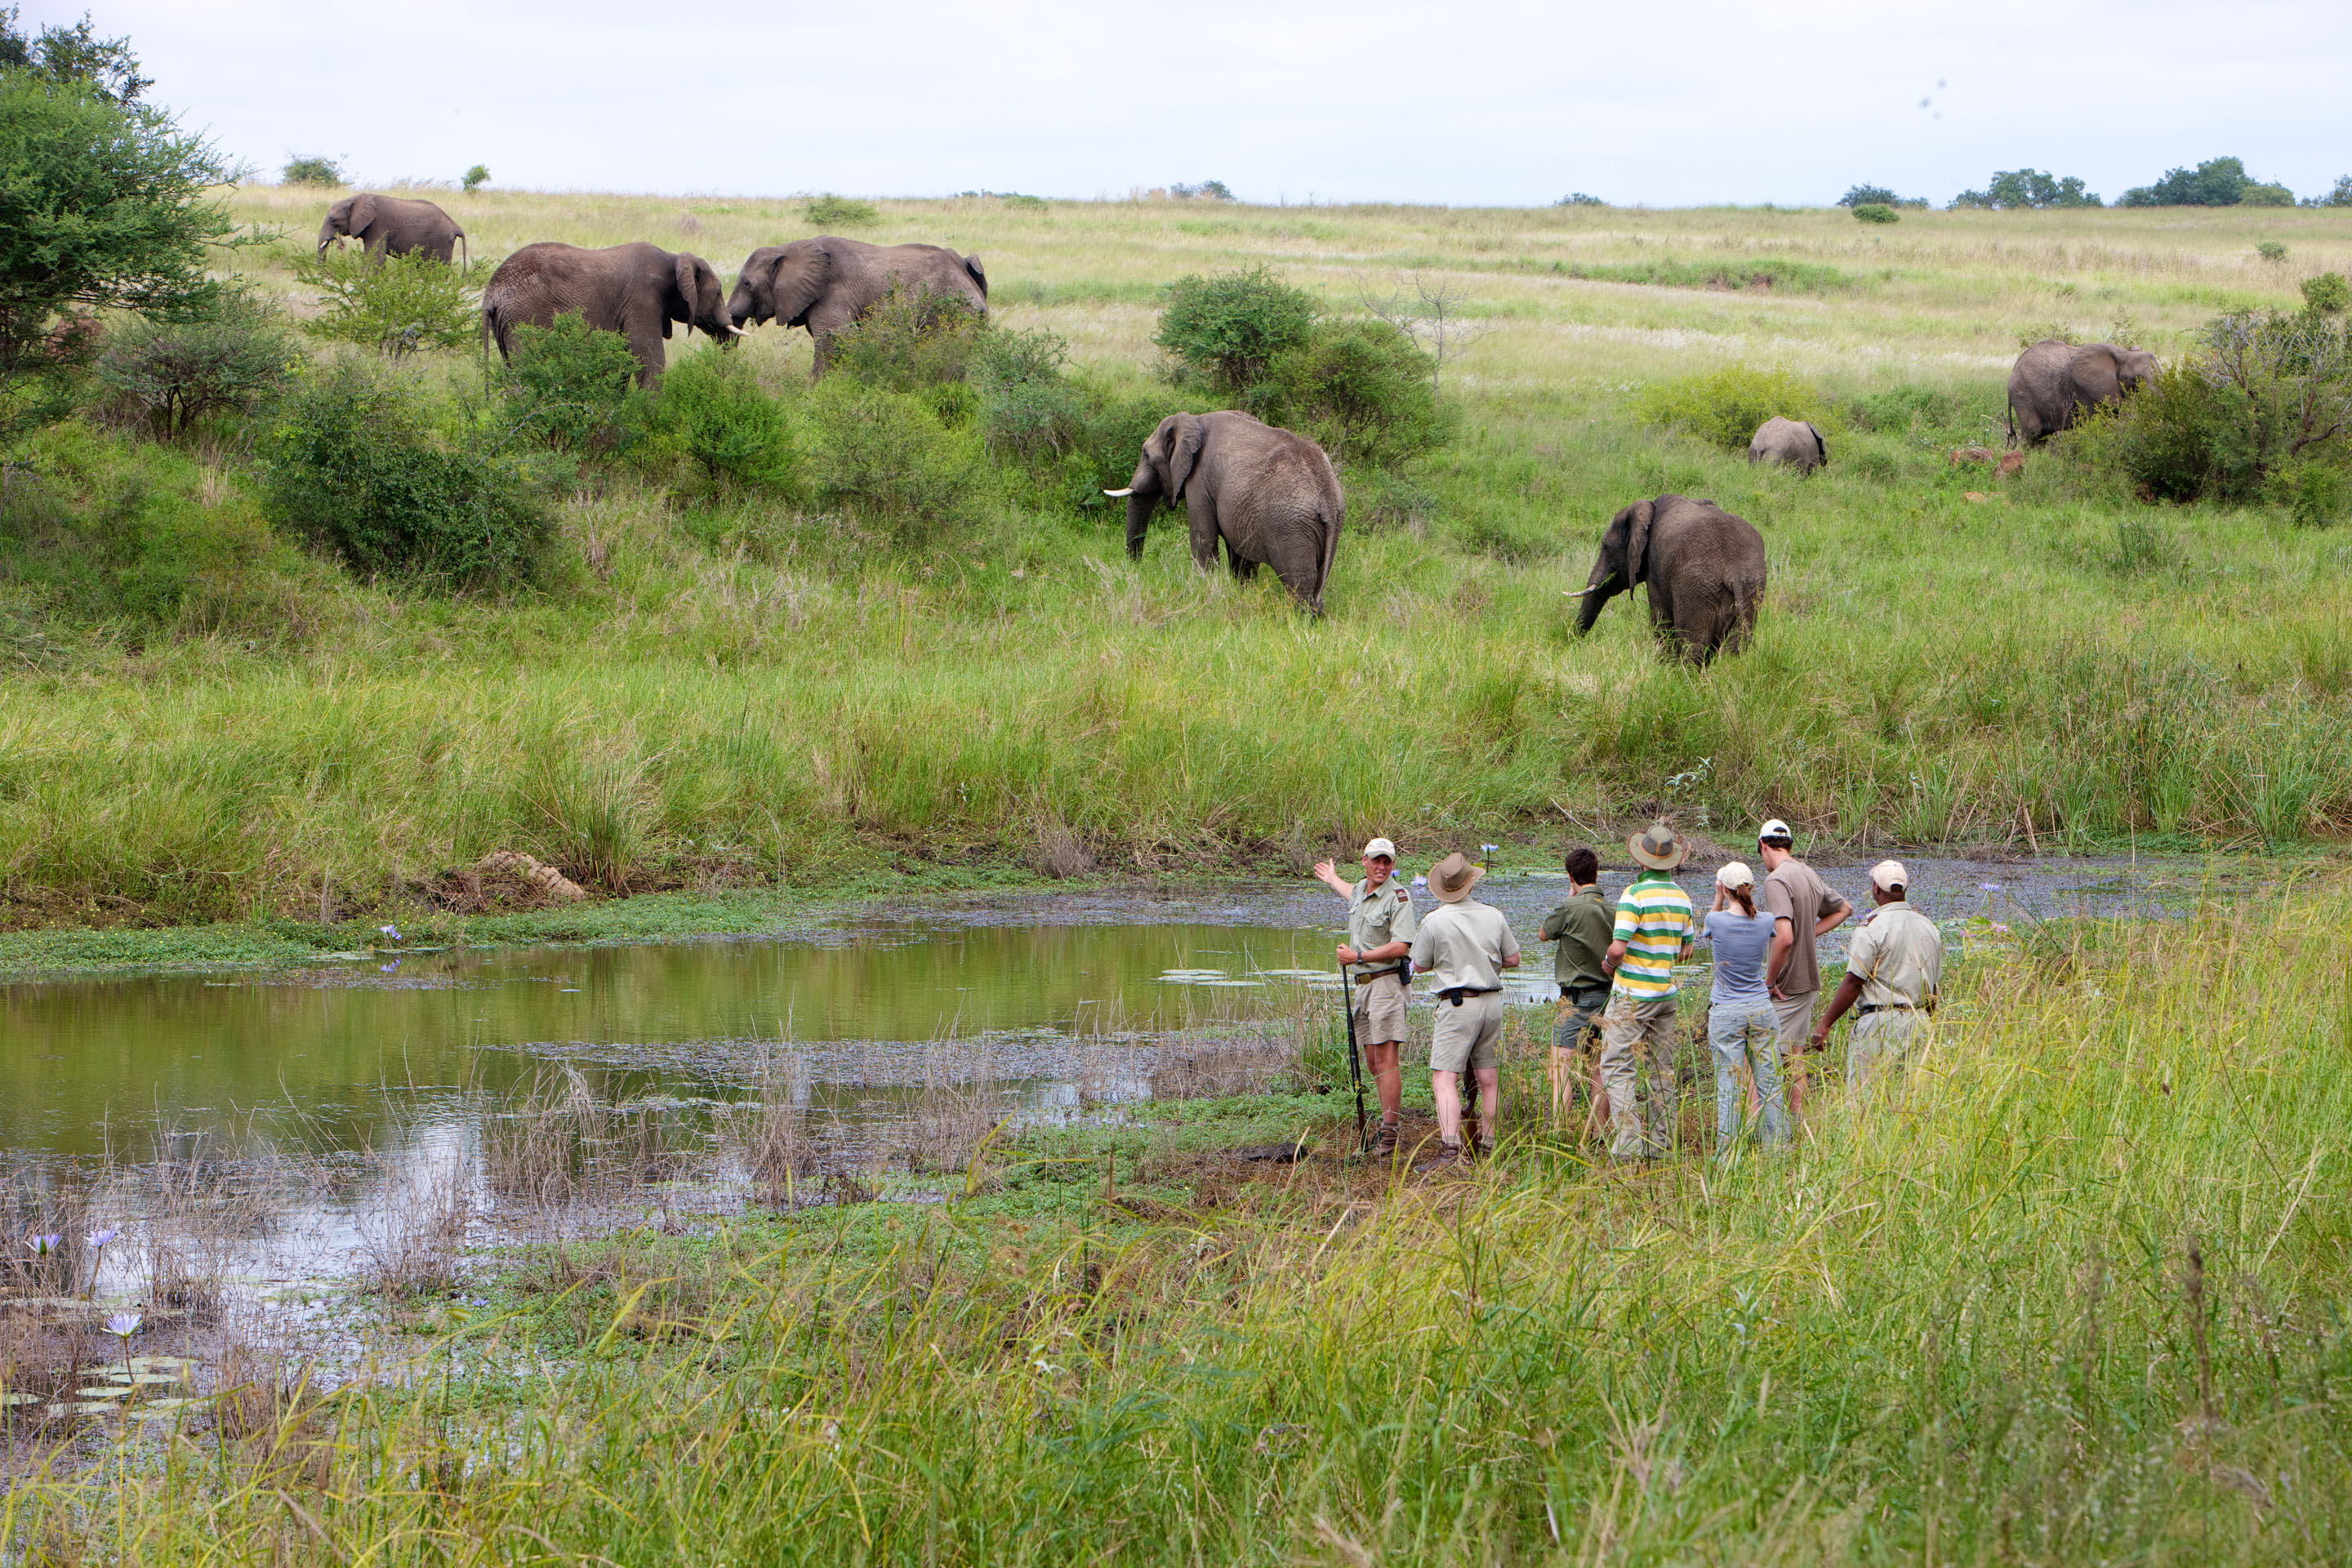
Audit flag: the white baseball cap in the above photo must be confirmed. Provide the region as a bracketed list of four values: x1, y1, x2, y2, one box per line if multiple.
[1869, 859, 1909, 892]
[1361, 837, 1399, 861]
[1757, 819, 1793, 844]
[1716, 860, 1756, 889]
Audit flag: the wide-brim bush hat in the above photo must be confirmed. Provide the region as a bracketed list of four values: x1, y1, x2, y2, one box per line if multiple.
[1627, 822, 1686, 871]
[1716, 860, 1755, 889]
[1428, 851, 1483, 903]
[1361, 837, 1399, 861]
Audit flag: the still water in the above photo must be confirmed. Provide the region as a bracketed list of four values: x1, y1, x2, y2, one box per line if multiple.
[1, 857, 2219, 1163]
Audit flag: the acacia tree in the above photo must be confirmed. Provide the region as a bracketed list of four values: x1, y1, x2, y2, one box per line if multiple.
[0, 16, 234, 428]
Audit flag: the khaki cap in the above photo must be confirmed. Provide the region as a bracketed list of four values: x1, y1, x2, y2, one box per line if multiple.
[1361, 837, 1399, 861]
[1869, 859, 1909, 892]
[1427, 851, 1483, 903]
[1627, 821, 1686, 871]
[1716, 860, 1756, 889]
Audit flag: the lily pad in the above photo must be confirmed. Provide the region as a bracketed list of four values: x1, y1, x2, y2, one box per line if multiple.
[127, 1372, 182, 1385]
[130, 1355, 198, 1374]
[2, 1392, 40, 1406]
[76, 1385, 131, 1400]
[132, 1396, 202, 1418]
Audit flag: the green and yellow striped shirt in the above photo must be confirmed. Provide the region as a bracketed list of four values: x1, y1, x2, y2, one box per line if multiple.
[1609, 871, 1694, 1000]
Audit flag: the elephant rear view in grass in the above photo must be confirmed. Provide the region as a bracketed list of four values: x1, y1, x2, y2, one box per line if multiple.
[318, 194, 468, 267]
[1749, 416, 1827, 474]
[1108, 412, 1343, 614]
[482, 242, 739, 387]
[2008, 340, 2157, 443]
[1572, 495, 1766, 662]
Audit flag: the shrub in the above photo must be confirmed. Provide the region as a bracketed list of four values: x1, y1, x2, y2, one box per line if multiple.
[801, 377, 985, 532]
[264, 361, 553, 589]
[281, 154, 343, 187]
[653, 350, 793, 491]
[1169, 180, 1234, 202]
[1154, 266, 1319, 396]
[1949, 170, 2100, 209]
[828, 283, 989, 392]
[1555, 193, 1606, 207]
[2257, 241, 2288, 264]
[2269, 461, 2346, 528]
[972, 326, 1080, 461]
[501, 313, 646, 453]
[94, 287, 298, 439]
[461, 164, 489, 194]
[1260, 318, 1448, 469]
[292, 246, 476, 358]
[2096, 311, 2352, 505]
[802, 194, 878, 227]
[1635, 364, 1820, 452]
[2301, 273, 2350, 314]
[1838, 185, 1901, 207]
[1851, 203, 1899, 225]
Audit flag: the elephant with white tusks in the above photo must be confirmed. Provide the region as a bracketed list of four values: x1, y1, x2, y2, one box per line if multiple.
[1107, 412, 1343, 615]
[481, 242, 740, 388]
[1571, 495, 1766, 663]
[318, 194, 468, 268]
[1748, 416, 1827, 474]
[2008, 339, 2157, 443]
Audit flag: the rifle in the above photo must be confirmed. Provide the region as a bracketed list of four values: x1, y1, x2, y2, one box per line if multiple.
[1339, 962, 1367, 1155]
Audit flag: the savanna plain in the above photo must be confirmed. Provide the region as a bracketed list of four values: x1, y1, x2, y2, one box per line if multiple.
[5, 190, 2352, 1564]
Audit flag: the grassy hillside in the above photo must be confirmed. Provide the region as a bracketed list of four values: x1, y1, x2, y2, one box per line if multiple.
[4, 191, 2350, 933]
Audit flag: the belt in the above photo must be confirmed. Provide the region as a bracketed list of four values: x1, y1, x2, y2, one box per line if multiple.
[1351, 961, 1411, 986]
[1438, 987, 1501, 1006]
[1561, 984, 1609, 1004]
[1856, 1003, 1916, 1015]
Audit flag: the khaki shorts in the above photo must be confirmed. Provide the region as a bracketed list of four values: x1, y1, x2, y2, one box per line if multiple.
[1773, 990, 1817, 1055]
[1428, 990, 1504, 1074]
[1350, 972, 1409, 1045]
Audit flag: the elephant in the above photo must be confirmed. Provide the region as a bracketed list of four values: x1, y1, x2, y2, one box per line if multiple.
[725, 237, 987, 375]
[1106, 412, 1343, 614]
[2007, 339, 2158, 443]
[1748, 416, 1827, 474]
[481, 242, 739, 387]
[317, 194, 468, 267]
[1571, 494, 1767, 662]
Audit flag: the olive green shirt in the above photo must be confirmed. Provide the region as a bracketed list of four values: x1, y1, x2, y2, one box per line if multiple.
[1347, 878, 1419, 980]
[1538, 886, 1614, 991]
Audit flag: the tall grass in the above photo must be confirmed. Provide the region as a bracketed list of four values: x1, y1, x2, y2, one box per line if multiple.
[11, 884, 2348, 1561]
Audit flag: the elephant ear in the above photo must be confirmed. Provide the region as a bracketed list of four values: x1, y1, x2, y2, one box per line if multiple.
[348, 194, 378, 234]
[674, 251, 710, 330]
[1165, 414, 1207, 500]
[961, 253, 988, 299]
[768, 243, 830, 327]
[1807, 423, 1828, 465]
[1625, 500, 1657, 584]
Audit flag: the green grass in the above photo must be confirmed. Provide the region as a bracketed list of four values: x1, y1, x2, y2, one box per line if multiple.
[12, 886, 2349, 1562]
[3, 194, 2351, 933]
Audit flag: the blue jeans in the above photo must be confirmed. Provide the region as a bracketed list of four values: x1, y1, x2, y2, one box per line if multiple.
[1708, 996, 1786, 1147]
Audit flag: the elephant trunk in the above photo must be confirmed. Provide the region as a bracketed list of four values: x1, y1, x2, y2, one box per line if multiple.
[1124, 493, 1157, 559]
[724, 282, 761, 331]
[1573, 562, 1618, 637]
[316, 218, 337, 255]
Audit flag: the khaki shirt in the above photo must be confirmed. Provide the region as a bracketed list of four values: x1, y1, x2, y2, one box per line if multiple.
[1539, 887, 1614, 991]
[1347, 878, 1419, 980]
[1761, 858, 1850, 997]
[1410, 898, 1520, 992]
[1843, 902, 1942, 1010]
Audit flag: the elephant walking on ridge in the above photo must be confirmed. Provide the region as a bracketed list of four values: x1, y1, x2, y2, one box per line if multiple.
[1748, 416, 1827, 474]
[2007, 339, 2156, 443]
[726, 238, 987, 375]
[1572, 495, 1766, 663]
[481, 242, 739, 388]
[1107, 412, 1343, 614]
[318, 194, 468, 267]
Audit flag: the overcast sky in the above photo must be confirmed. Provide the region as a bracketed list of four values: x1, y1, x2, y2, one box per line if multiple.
[43, 0, 2352, 207]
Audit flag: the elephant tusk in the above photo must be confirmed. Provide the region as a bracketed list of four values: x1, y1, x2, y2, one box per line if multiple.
[1102, 488, 1134, 497]
[1564, 586, 1601, 596]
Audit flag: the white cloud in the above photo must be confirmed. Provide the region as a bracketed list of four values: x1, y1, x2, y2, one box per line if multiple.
[43, 0, 2352, 204]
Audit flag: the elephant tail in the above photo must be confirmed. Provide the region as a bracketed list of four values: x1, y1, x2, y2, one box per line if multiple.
[458, 231, 470, 273]
[1316, 496, 1343, 613]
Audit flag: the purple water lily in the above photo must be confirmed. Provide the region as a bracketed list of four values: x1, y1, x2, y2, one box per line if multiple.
[105, 1312, 141, 1379]
[380, 924, 402, 942]
[87, 1228, 118, 1249]
[26, 1232, 60, 1257]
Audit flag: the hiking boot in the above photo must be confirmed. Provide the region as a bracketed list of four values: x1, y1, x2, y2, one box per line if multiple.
[1366, 1122, 1401, 1160]
[1428, 1140, 1468, 1169]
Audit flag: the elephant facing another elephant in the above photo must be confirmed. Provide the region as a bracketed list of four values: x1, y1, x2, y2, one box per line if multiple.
[1572, 495, 1766, 663]
[726, 237, 987, 375]
[317, 194, 468, 267]
[1107, 412, 1343, 614]
[481, 243, 739, 387]
[2008, 339, 2157, 443]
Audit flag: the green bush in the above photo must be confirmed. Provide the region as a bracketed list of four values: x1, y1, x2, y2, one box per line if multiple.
[801, 377, 985, 533]
[2301, 273, 2350, 314]
[291, 246, 476, 359]
[265, 361, 554, 590]
[1851, 203, 1899, 225]
[653, 350, 793, 491]
[2257, 241, 2288, 264]
[2268, 461, 2346, 527]
[94, 287, 298, 439]
[1555, 193, 1606, 207]
[461, 164, 489, 194]
[1259, 317, 1447, 469]
[802, 194, 878, 227]
[972, 326, 1080, 461]
[502, 313, 647, 453]
[829, 283, 989, 392]
[1153, 266, 1320, 395]
[1636, 364, 1821, 452]
[281, 154, 342, 187]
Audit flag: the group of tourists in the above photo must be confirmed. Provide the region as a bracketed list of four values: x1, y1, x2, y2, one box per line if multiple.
[1312, 819, 1944, 1163]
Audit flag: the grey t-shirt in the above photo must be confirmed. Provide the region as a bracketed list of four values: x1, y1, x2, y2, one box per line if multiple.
[1761, 858, 1848, 996]
[1702, 909, 1780, 1004]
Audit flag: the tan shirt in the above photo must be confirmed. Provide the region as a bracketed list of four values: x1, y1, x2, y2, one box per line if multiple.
[1347, 878, 1419, 979]
[1762, 858, 1850, 997]
[1843, 902, 1942, 1009]
[1410, 898, 1520, 992]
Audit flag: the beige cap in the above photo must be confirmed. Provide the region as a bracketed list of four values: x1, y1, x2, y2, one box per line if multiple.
[1869, 859, 1909, 893]
[1361, 837, 1399, 861]
[1427, 851, 1483, 903]
[1716, 860, 1756, 889]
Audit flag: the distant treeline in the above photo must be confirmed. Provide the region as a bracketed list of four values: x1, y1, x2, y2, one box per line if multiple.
[1554, 158, 2350, 213]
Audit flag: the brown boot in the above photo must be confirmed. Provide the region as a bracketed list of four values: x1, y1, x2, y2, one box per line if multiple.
[1428, 1139, 1468, 1169]
[1366, 1122, 1400, 1160]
